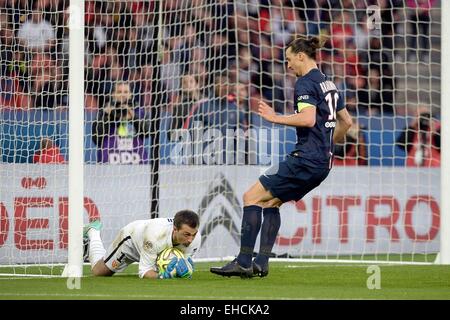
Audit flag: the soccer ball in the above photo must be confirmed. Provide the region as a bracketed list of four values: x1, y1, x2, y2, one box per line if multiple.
[156, 247, 185, 274]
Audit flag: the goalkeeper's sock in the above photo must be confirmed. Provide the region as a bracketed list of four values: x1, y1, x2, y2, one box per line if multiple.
[236, 205, 262, 268]
[254, 207, 280, 267]
[88, 229, 106, 269]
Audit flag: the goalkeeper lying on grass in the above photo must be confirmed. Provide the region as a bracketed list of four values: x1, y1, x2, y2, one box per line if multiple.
[83, 210, 200, 279]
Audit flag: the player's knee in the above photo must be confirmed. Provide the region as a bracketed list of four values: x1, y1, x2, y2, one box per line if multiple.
[263, 199, 282, 208]
[243, 190, 258, 206]
[91, 261, 113, 277]
[91, 268, 104, 276]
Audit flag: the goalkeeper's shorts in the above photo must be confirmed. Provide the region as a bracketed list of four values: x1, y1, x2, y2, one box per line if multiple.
[259, 154, 330, 203]
[103, 231, 136, 273]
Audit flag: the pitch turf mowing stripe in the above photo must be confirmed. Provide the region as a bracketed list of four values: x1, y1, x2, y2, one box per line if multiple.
[0, 263, 449, 300]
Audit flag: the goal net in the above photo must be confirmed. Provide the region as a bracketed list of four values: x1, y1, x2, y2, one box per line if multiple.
[0, 0, 444, 277]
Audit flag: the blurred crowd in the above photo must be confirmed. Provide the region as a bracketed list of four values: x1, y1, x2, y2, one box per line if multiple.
[0, 0, 440, 166]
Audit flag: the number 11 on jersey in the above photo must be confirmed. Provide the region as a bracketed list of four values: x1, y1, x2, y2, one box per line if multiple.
[325, 92, 339, 121]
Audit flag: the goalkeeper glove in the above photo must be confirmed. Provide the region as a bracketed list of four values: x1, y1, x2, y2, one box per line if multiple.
[158, 257, 178, 279]
[175, 257, 194, 279]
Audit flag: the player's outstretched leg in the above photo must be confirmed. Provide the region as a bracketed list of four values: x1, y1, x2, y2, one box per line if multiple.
[83, 220, 106, 272]
[210, 205, 262, 278]
[252, 207, 281, 277]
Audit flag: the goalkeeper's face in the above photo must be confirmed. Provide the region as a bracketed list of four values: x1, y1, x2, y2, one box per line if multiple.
[173, 224, 198, 247]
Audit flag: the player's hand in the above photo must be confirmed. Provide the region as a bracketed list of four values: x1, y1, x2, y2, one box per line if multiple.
[175, 258, 194, 279]
[158, 257, 178, 279]
[258, 100, 278, 123]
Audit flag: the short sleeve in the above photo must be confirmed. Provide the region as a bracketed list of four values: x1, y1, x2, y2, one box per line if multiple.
[295, 80, 318, 112]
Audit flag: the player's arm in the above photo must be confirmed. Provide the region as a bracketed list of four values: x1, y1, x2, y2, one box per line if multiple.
[138, 244, 162, 279]
[142, 256, 179, 279]
[333, 108, 353, 143]
[258, 100, 316, 127]
[140, 252, 159, 279]
[140, 245, 180, 279]
[142, 269, 159, 279]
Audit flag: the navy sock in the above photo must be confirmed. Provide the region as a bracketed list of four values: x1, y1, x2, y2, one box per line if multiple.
[236, 205, 262, 268]
[254, 207, 281, 267]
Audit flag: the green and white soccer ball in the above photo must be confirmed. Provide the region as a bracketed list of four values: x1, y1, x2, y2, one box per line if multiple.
[156, 247, 185, 275]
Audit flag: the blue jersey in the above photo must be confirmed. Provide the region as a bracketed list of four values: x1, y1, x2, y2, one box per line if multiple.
[292, 69, 344, 168]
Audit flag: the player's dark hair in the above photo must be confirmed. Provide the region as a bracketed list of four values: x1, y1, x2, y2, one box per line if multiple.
[174, 210, 199, 229]
[287, 36, 325, 59]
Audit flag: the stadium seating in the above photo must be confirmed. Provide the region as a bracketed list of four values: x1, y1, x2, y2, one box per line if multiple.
[1, 110, 410, 166]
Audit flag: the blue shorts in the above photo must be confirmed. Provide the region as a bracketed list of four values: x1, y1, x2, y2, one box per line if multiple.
[259, 155, 330, 203]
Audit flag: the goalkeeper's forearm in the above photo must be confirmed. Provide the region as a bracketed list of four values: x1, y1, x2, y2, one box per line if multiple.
[142, 270, 160, 279]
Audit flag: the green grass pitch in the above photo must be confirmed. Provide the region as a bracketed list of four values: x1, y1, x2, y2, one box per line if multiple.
[1, 261, 450, 300]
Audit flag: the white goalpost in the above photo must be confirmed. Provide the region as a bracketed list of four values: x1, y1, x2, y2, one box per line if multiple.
[439, 0, 450, 265]
[0, 0, 449, 279]
[65, 0, 84, 278]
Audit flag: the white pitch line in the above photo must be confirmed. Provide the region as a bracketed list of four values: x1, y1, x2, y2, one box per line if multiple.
[285, 264, 384, 268]
[0, 292, 342, 300]
[0, 274, 63, 279]
[0, 276, 61, 281]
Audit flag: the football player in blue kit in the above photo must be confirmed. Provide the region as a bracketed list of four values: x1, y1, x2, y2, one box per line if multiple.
[210, 36, 353, 278]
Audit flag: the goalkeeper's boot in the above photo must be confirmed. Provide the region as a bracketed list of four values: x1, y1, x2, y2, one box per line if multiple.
[83, 220, 103, 238]
[252, 261, 269, 278]
[210, 259, 253, 278]
[82, 220, 102, 262]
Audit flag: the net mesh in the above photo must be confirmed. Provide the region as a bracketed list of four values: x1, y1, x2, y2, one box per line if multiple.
[0, 0, 442, 275]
